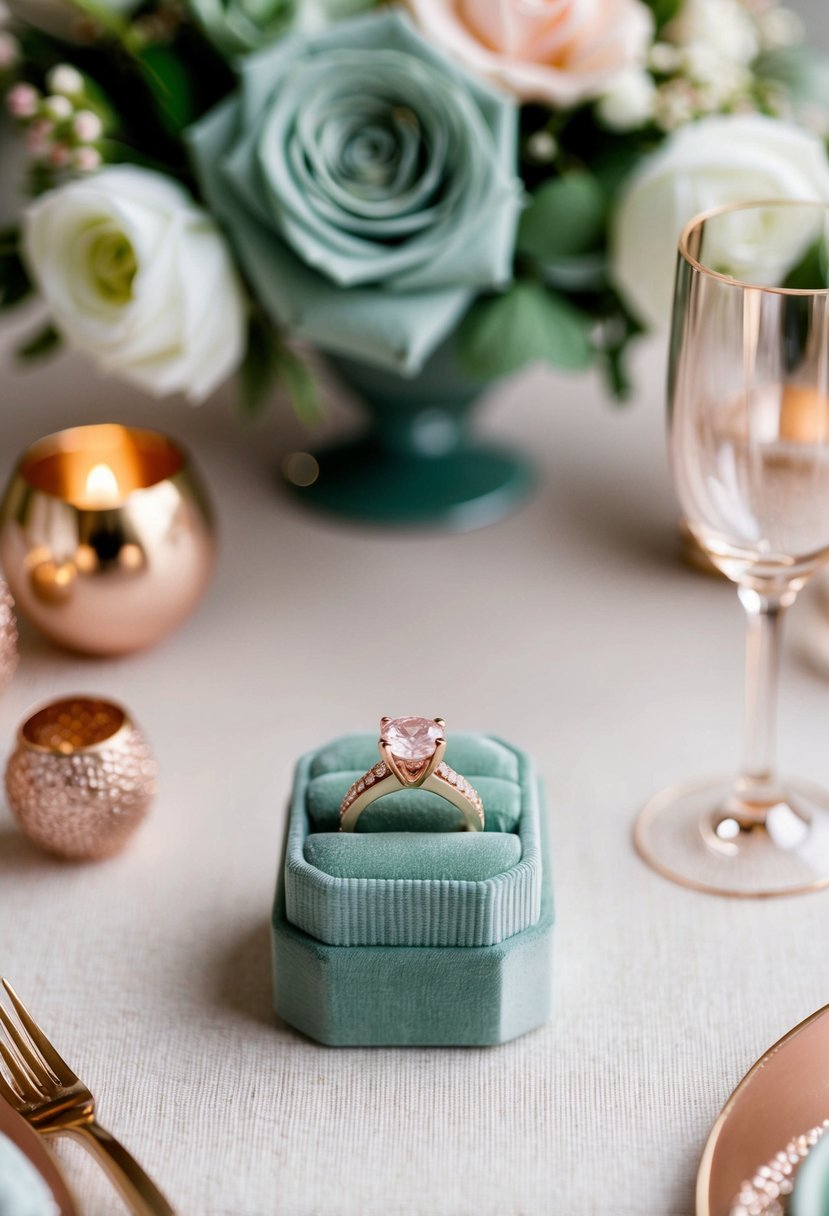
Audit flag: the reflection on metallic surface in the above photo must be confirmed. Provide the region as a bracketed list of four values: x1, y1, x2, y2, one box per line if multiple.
[0, 578, 17, 692]
[697, 1002, 829, 1216]
[0, 1099, 78, 1216]
[5, 696, 158, 860]
[0, 424, 216, 655]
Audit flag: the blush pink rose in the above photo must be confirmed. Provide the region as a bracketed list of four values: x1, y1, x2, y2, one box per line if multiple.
[405, 0, 654, 107]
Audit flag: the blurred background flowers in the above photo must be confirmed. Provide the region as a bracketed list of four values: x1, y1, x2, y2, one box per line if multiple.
[0, 0, 827, 417]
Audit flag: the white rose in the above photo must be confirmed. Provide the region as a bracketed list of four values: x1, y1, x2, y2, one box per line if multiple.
[611, 114, 829, 329]
[6, 0, 138, 39]
[24, 166, 246, 402]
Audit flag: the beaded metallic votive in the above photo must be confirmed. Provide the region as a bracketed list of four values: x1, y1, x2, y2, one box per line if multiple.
[0, 579, 18, 693]
[5, 697, 158, 860]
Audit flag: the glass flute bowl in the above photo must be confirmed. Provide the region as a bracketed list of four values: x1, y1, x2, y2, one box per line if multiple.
[635, 200, 829, 897]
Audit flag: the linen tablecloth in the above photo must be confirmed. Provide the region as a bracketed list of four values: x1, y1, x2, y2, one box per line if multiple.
[5, 321, 829, 1216]
[4, 3, 829, 1206]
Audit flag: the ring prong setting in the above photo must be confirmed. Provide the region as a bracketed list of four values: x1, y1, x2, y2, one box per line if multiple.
[341, 716, 483, 832]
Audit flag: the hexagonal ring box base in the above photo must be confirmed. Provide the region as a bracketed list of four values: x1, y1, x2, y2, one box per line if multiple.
[271, 733, 554, 1047]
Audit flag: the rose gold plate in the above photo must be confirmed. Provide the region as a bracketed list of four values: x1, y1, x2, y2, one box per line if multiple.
[697, 1003, 829, 1215]
[0, 1097, 78, 1215]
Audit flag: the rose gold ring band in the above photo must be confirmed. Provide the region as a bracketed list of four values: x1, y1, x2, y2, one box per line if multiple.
[338, 716, 484, 833]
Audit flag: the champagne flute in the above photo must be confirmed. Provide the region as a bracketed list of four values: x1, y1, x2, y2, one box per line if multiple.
[635, 200, 829, 897]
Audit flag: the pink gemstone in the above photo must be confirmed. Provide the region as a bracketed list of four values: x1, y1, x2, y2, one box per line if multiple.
[381, 716, 443, 761]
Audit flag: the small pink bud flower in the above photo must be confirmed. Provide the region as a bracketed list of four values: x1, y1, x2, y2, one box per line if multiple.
[7, 82, 39, 119]
[73, 145, 101, 171]
[46, 64, 84, 97]
[25, 120, 53, 156]
[48, 143, 71, 167]
[43, 94, 73, 121]
[72, 110, 102, 142]
[0, 32, 21, 70]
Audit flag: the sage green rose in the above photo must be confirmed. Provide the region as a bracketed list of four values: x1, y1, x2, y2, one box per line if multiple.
[187, 9, 522, 375]
[190, 0, 376, 59]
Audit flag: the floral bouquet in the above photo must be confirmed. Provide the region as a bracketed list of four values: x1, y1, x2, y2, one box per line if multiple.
[1, 0, 828, 421]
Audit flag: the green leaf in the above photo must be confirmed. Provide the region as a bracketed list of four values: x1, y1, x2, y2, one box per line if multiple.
[517, 173, 605, 262]
[0, 225, 19, 256]
[239, 315, 322, 422]
[0, 231, 32, 310]
[782, 239, 829, 291]
[136, 46, 196, 136]
[67, 0, 130, 41]
[540, 252, 608, 293]
[645, 0, 682, 29]
[0, 259, 32, 310]
[457, 282, 594, 379]
[27, 162, 59, 198]
[603, 343, 635, 401]
[591, 142, 653, 201]
[274, 346, 322, 425]
[593, 298, 645, 400]
[239, 315, 279, 417]
[16, 323, 60, 361]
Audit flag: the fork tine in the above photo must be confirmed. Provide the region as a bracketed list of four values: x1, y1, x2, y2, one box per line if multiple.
[0, 1004, 55, 1084]
[0, 1027, 36, 1086]
[0, 1068, 24, 1107]
[1, 981, 76, 1084]
[0, 1041, 39, 1102]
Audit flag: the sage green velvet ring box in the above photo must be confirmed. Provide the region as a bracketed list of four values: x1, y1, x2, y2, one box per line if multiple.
[271, 733, 554, 1047]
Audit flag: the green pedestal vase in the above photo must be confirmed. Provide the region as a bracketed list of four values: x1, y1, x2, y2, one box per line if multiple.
[288, 341, 535, 530]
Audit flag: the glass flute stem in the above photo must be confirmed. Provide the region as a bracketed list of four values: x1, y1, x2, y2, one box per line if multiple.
[734, 584, 795, 814]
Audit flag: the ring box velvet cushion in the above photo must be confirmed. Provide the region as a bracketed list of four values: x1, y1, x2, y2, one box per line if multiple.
[271, 733, 555, 1047]
[285, 733, 541, 947]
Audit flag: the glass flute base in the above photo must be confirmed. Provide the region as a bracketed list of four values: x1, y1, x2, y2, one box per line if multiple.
[635, 775, 829, 897]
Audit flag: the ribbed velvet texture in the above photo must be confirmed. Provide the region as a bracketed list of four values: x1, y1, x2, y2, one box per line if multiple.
[272, 776, 555, 1047]
[304, 832, 522, 881]
[284, 733, 541, 947]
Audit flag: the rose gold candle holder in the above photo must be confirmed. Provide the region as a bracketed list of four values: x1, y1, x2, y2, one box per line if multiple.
[5, 696, 158, 860]
[0, 424, 215, 655]
[0, 579, 18, 692]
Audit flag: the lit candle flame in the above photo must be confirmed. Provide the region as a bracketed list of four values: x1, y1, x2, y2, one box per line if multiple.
[85, 462, 121, 508]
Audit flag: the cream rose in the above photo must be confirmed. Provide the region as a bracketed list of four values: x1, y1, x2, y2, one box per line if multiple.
[404, 0, 654, 107]
[23, 166, 246, 402]
[611, 114, 829, 330]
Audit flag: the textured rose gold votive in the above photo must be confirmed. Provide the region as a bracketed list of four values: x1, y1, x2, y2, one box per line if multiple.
[5, 697, 158, 860]
[0, 579, 18, 693]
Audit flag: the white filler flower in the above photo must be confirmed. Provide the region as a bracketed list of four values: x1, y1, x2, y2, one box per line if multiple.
[597, 68, 656, 130]
[665, 0, 759, 67]
[24, 166, 246, 402]
[611, 114, 829, 329]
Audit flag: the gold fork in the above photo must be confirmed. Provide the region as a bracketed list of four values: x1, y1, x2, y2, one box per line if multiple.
[0, 979, 175, 1215]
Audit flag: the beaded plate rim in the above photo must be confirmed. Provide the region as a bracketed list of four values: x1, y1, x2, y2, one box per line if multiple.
[698, 1002, 829, 1216]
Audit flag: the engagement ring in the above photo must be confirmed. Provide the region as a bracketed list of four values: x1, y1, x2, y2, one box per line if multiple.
[339, 716, 484, 832]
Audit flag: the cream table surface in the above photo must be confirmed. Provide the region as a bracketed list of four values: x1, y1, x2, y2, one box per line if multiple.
[5, 5, 829, 1206]
[5, 328, 829, 1216]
